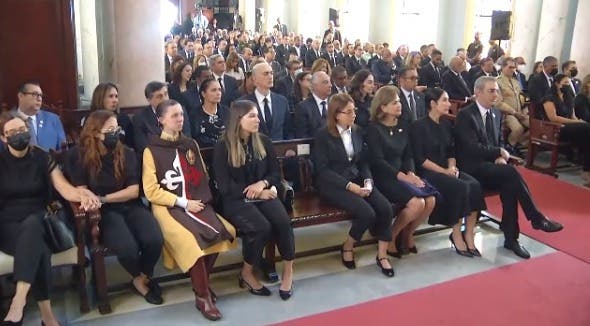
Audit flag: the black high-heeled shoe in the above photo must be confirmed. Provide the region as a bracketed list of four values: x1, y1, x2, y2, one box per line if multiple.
[238, 274, 271, 296]
[279, 285, 293, 301]
[340, 247, 356, 269]
[376, 257, 395, 277]
[1, 320, 22, 326]
[449, 233, 473, 258]
[461, 231, 482, 257]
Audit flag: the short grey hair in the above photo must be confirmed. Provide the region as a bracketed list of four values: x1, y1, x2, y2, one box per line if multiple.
[473, 76, 497, 93]
[208, 54, 223, 67]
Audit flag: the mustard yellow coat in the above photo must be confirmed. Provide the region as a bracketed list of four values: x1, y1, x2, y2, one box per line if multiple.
[142, 144, 236, 272]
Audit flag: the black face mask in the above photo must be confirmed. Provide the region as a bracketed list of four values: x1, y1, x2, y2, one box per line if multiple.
[570, 68, 578, 78]
[102, 131, 120, 150]
[7, 131, 31, 151]
[560, 86, 570, 94]
[550, 68, 558, 76]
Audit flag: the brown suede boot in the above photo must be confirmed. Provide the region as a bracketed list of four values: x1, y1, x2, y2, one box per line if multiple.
[189, 259, 222, 321]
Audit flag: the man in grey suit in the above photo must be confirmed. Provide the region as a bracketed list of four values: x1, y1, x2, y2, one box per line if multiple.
[240, 62, 293, 140]
[398, 68, 426, 123]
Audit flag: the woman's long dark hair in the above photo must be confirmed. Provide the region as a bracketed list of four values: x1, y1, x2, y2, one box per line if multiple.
[551, 74, 574, 109]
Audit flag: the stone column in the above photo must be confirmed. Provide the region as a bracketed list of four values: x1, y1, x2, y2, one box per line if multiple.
[77, 0, 99, 101]
[436, 0, 475, 63]
[239, 0, 256, 32]
[570, 0, 590, 78]
[509, 0, 543, 75]
[368, 0, 397, 46]
[535, 0, 572, 62]
[96, 0, 166, 107]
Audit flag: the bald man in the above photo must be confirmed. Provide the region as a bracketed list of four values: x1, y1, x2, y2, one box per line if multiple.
[441, 56, 473, 101]
[372, 48, 395, 84]
[240, 62, 293, 140]
[295, 71, 333, 138]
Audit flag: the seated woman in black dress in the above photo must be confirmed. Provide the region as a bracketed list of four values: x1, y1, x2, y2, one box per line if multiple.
[410, 88, 486, 257]
[541, 74, 590, 186]
[169, 62, 201, 115]
[349, 69, 375, 133]
[89, 83, 134, 148]
[313, 94, 395, 277]
[367, 86, 436, 257]
[290, 71, 312, 111]
[213, 100, 295, 299]
[67, 110, 165, 304]
[188, 78, 228, 148]
[0, 113, 100, 326]
[574, 74, 590, 122]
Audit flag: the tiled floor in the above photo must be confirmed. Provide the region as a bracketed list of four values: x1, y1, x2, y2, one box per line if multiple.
[13, 152, 588, 325]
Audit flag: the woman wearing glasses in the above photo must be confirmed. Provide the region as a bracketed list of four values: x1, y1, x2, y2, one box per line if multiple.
[0, 113, 99, 326]
[313, 94, 395, 277]
[66, 110, 164, 304]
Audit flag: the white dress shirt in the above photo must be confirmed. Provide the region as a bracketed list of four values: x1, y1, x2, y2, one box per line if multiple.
[337, 124, 354, 161]
[254, 89, 272, 121]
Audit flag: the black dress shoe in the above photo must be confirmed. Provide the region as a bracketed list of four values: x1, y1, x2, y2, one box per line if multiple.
[461, 231, 481, 257]
[532, 217, 563, 232]
[504, 241, 531, 259]
[147, 279, 162, 296]
[279, 285, 293, 301]
[340, 247, 356, 269]
[376, 257, 395, 277]
[238, 274, 271, 296]
[143, 290, 164, 305]
[1, 319, 23, 326]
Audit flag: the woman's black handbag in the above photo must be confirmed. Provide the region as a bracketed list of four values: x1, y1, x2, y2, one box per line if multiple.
[43, 201, 75, 253]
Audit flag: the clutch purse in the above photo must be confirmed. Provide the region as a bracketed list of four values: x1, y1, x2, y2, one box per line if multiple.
[43, 201, 75, 253]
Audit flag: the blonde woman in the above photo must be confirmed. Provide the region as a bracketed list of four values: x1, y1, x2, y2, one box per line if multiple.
[213, 100, 295, 300]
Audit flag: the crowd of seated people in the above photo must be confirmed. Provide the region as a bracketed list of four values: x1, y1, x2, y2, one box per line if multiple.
[5, 18, 590, 324]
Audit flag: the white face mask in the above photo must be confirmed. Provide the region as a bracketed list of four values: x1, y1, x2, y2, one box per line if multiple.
[494, 64, 501, 71]
[517, 64, 526, 71]
[294, 68, 303, 75]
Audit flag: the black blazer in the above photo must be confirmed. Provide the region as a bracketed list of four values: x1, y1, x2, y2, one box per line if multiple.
[574, 93, 590, 122]
[132, 106, 191, 154]
[294, 97, 326, 138]
[212, 134, 281, 202]
[299, 45, 309, 62]
[345, 56, 367, 75]
[441, 70, 473, 101]
[312, 126, 370, 190]
[219, 74, 240, 108]
[274, 75, 294, 100]
[321, 52, 343, 67]
[305, 49, 321, 68]
[418, 63, 442, 88]
[399, 89, 426, 123]
[240, 92, 293, 141]
[528, 72, 552, 105]
[454, 103, 503, 174]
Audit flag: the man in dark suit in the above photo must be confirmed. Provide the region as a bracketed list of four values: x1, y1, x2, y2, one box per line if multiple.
[273, 18, 288, 35]
[454, 76, 563, 259]
[132, 81, 192, 154]
[528, 56, 559, 107]
[514, 56, 528, 93]
[179, 40, 195, 63]
[442, 56, 473, 101]
[372, 48, 395, 85]
[274, 59, 302, 100]
[239, 47, 253, 73]
[321, 42, 343, 68]
[323, 21, 342, 44]
[470, 58, 498, 88]
[330, 66, 348, 95]
[208, 54, 240, 108]
[398, 68, 426, 122]
[241, 62, 292, 140]
[164, 41, 178, 82]
[345, 44, 367, 76]
[300, 38, 312, 63]
[295, 71, 332, 138]
[305, 39, 321, 68]
[418, 49, 443, 88]
[263, 46, 287, 82]
[275, 36, 292, 66]
[562, 60, 581, 94]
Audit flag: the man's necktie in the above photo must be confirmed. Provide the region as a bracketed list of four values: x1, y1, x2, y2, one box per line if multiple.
[485, 111, 496, 146]
[27, 117, 37, 145]
[331, 54, 335, 66]
[320, 101, 327, 118]
[218, 77, 224, 92]
[409, 92, 417, 121]
[263, 97, 272, 132]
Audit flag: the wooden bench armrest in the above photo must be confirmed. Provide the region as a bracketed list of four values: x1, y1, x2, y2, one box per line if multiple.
[67, 201, 102, 248]
[530, 119, 563, 143]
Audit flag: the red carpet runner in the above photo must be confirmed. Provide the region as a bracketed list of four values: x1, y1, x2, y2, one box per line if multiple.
[485, 167, 590, 263]
[276, 252, 590, 326]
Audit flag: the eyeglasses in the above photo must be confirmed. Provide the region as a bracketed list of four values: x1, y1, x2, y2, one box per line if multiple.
[100, 126, 122, 134]
[4, 126, 28, 137]
[22, 92, 44, 99]
[507, 66, 517, 69]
